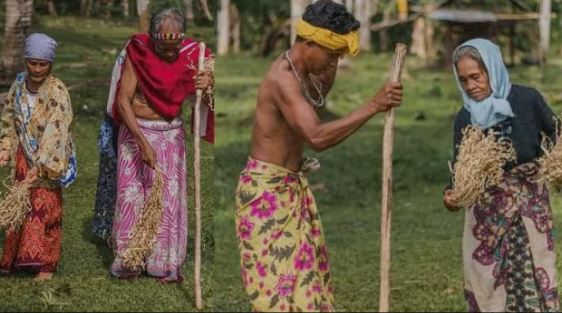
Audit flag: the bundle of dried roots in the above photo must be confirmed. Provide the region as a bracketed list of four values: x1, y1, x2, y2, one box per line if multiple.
[0, 180, 32, 231]
[121, 169, 164, 269]
[536, 124, 562, 187]
[449, 126, 516, 208]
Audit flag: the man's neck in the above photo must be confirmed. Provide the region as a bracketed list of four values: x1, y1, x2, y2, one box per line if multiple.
[287, 45, 308, 76]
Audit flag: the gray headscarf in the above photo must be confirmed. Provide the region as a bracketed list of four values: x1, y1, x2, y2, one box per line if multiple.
[24, 33, 58, 62]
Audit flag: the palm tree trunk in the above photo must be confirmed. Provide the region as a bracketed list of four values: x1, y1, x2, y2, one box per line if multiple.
[184, 0, 194, 24]
[137, 0, 150, 32]
[47, 0, 58, 16]
[0, 0, 33, 86]
[291, 0, 310, 44]
[217, 0, 230, 55]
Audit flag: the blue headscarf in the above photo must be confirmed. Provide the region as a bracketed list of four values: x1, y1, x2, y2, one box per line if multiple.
[453, 38, 514, 129]
[24, 33, 57, 62]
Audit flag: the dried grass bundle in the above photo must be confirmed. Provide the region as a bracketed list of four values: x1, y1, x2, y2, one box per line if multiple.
[449, 126, 516, 208]
[536, 125, 562, 187]
[0, 180, 32, 231]
[121, 168, 164, 269]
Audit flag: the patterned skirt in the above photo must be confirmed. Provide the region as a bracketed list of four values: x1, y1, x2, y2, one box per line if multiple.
[235, 157, 334, 312]
[110, 118, 188, 282]
[463, 163, 559, 312]
[0, 146, 63, 274]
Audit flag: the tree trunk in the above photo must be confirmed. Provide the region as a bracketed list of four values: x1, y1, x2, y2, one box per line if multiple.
[230, 2, 241, 54]
[0, 0, 33, 86]
[217, 0, 230, 55]
[397, 0, 408, 21]
[410, 16, 426, 58]
[354, 0, 374, 51]
[291, 0, 310, 44]
[80, 0, 88, 16]
[47, 0, 58, 16]
[199, 0, 213, 21]
[137, 0, 150, 32]
[123, 0, 129, 17]
[345, 0, 353, 12]
[184, 0, 194, 24]
[539, 0, 551, 63]
[424, 4, 435, 60]
[379, 9, 390, 52]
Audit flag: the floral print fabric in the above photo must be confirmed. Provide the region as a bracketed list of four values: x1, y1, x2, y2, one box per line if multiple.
[0, 72, 76, 188]
[110, 118, 188, 282]
[463, 162, 559, 312]
[235, 157, 334, 312]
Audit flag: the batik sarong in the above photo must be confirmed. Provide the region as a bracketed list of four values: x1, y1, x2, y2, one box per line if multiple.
[463, 162, 559, 312]
[235, 157, 334, 312]
[92, 115, 118, 240]
[0, 147, 62, 274]
[110, 118, 187, 282]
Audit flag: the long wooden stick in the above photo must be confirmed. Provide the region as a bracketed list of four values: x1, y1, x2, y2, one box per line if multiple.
[194, 42, 206, 310]
[379, 43, 407, 313]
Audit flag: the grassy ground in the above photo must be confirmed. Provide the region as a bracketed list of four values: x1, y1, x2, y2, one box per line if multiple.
[0, 17, 215, 311]
[212, 51, 562, 311]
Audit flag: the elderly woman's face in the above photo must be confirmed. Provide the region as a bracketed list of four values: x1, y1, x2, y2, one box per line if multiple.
[26, 58, 51, 84]
[456, 56, 491, 102]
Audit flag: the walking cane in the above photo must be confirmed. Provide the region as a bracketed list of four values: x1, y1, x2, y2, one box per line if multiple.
[194, 42, 206, 310]
[379, 43, 407, 312]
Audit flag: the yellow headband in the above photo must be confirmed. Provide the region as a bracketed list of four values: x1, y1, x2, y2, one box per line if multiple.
[295, 19, 359, 56]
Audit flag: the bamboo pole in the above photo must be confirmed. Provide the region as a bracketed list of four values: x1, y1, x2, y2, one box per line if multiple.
[379, 43, 407, 313]
[194, 42, 206, 310]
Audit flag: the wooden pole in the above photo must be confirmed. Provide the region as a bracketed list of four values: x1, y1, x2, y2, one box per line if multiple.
[379, 43, 407, 313]
[194, 42, 206, 310]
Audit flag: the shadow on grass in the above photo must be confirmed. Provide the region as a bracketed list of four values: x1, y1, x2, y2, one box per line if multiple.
[81, 217, 114, 269]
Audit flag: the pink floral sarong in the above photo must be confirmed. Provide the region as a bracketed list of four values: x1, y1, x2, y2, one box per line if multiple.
[110, 118, 188, 282]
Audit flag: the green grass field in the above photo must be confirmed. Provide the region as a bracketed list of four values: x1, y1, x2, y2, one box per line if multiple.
[0, 17, 215, 311]
[212, 51, 562, 311]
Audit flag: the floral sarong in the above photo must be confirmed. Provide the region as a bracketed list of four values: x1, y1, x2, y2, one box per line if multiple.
[235, 157, 334, 312]
[110, 118, 187, 282]
[463, 162, 559, 312]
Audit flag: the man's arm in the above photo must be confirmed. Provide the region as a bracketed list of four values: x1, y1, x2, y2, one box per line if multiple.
[116, 57, 156, 168]
[275, 70, 402, 152]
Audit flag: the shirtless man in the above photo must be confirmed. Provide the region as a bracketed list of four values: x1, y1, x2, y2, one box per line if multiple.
[103, 8, 214, 282]
[235, 0, 402, 311]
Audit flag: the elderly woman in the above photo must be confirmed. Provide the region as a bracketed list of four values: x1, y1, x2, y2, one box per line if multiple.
[443, 38, 560, 312]
[0, 33, 76, 281]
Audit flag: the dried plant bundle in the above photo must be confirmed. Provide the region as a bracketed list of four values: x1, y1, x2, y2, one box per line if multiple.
[450, 126, 516, 208]
[0, 180, 32, 231]
[537, 124, 562, 187]
[121, 169, 164, 269]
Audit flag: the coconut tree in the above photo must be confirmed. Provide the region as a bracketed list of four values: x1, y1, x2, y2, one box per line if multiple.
[0, 0, 34, 86]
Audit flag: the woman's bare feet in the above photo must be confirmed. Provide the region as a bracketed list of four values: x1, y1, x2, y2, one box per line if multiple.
[33, 272, 53, 281]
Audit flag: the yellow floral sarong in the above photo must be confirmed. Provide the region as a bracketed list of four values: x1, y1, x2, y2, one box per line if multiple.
[235, 157, 334, 312]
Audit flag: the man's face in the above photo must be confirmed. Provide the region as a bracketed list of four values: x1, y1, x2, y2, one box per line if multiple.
[304, 41, 344, 76]
[456, 56, 492, 102]
[25, 58, 52, 84]
[153, 38, 183, 62]
[152, 24, 184, 63]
